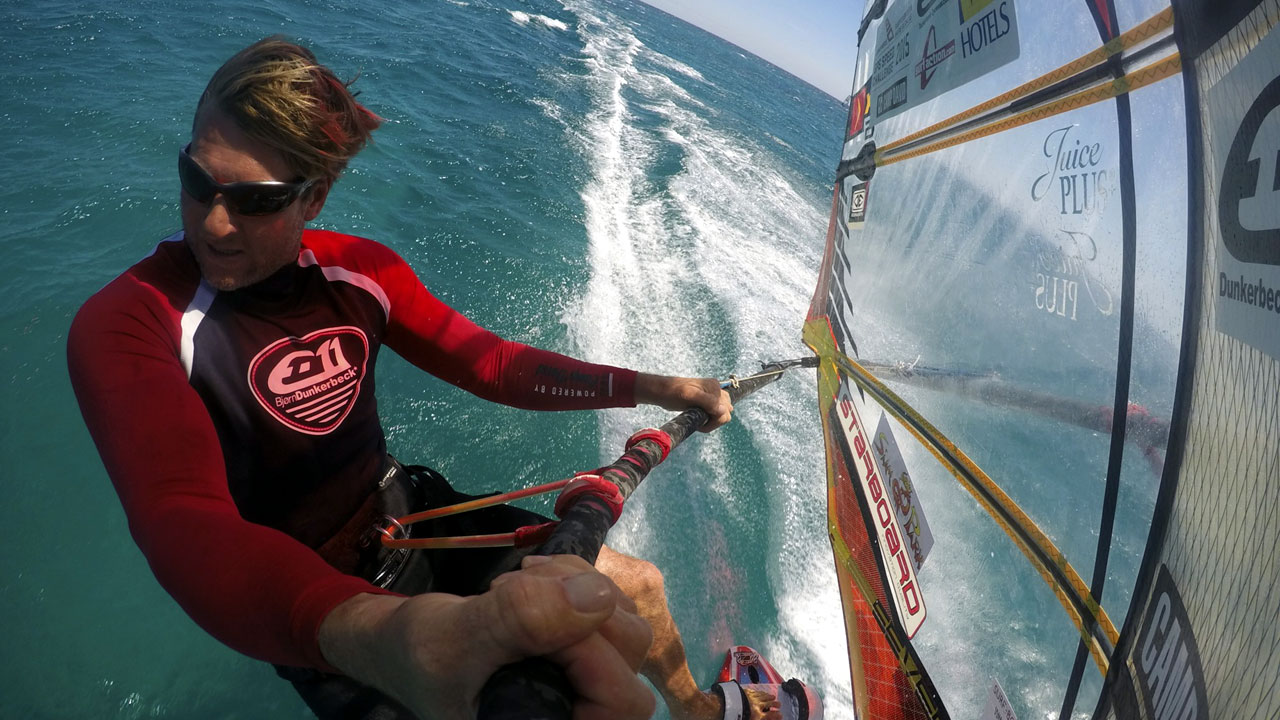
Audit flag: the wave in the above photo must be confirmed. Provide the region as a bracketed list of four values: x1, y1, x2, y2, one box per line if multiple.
[509, 10, 568, 31]
[554, 0, 851, 715]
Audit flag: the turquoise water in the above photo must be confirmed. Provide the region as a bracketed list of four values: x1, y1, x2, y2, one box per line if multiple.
[0, 0, 848, 717]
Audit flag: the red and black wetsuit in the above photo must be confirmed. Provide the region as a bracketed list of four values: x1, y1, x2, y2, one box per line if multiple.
[68, 229, 637, 671]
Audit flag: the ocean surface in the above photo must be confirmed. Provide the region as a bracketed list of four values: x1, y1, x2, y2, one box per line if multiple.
[0, 0, 850, 717]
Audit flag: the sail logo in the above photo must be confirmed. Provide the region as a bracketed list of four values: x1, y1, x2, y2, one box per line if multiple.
[1219, 272, 1280, 314]
[959, 1, 1012, 58]
[847, 85, 870, 138]
[1131, 565, 1207, 720]
[870, 412, 931, 568]
[1032, 230, 1115, 321]
[1208, 25, 1280, 360]
[916, 0, 949, 23]
[959, 0, 995, 22]
[868, 0, 1017, 126]
[915, 26, 955, 90]
[1219, 74, 1280, 266]
[874, 415, 934, 571]
[1031, 125, 1110, 216]
[870, 601, 948, 719]
[877, 77, 909, 116]
[848, 181, 869, 228]
[248, 326, 368, 435]
[873, 2, 915, 86]
[836, 383, 927, 638]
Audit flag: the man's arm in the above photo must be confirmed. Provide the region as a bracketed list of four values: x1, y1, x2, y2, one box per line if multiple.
[67, 279, 391, 669]
[634, 373, 732, 431]
[372, 243, 731, 423]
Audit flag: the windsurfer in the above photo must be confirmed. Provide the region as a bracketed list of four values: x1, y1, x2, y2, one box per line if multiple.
[67, 36, 781, 720]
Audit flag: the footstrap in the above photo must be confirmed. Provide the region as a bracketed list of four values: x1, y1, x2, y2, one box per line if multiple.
[781, 678, 811, 720]
[711, 681, 748, 720]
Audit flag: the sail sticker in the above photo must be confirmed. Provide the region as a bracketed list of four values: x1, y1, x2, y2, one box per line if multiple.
[1114, 565, 1208, 720]
[1210, 19, 1280, 359]
[835, 379, 927, 637]
[873, 414, 934, 570]
[870, 3, 913, 86]
[867, 0, 1020, 126]
[959, 0, 998, 23]
[980, 679, 1018, 720]
[848, 84, 871, 138]
[847, 181, 870, 228]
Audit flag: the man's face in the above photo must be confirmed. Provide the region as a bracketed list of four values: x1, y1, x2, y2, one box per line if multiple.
[181, 107, 328, 291]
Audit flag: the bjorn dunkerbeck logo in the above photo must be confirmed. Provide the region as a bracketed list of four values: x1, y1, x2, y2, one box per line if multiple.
[248, 326, 369, 435]
[1220, 73, 1280, 266]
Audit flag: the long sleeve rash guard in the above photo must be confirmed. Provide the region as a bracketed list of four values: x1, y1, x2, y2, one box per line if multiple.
[67, 229, 637, 670]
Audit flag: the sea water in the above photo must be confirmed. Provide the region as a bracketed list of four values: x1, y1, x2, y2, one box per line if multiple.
[0, 0, 850, 717]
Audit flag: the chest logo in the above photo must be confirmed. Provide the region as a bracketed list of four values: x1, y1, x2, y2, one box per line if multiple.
[248, 326, 369, 435]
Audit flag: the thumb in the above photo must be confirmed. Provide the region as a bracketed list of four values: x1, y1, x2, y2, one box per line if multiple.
[481, 567, 617, 658]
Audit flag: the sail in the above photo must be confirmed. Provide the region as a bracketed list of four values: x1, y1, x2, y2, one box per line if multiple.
[805, 0, 1279, 718]
[1097, 3, 1280, 718]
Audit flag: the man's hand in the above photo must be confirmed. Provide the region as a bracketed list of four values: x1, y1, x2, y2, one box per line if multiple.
[634, 373, 732, 431]
[319, 555, 656, 720]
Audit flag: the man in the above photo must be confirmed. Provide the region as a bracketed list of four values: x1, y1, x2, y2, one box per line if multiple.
[68, 38, 779, 720]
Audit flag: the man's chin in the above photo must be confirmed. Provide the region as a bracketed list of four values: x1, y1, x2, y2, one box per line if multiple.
[204, 274, 246, 291]
[195, 259, 256, 291]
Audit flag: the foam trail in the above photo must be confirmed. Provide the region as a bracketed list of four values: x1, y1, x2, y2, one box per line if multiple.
[509, 10, 569, 31]
[556, 0, 852, 716]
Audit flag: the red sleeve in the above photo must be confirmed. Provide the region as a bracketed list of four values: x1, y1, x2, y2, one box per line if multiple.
[373, 244, 638, 409]
[67, 274, 395, 671]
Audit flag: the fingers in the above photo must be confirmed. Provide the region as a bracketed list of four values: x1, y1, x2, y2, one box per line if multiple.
[634, 372, 734, 431]
[485, 556, 617, 654]
[548, 629, 657, 720]
[498, 555, 650, 669]
[744, 687, 782, 720]
[481, 556, 655, 720]
[699, 385, 732, 431]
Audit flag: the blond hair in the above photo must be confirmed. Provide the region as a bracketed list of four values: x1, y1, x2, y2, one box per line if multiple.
[195, 37, 382, 183]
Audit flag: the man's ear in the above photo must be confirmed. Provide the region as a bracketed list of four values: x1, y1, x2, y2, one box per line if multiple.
[302, 179, 332, 221]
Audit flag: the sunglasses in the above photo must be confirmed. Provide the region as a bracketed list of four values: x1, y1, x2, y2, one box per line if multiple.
[178, 144, 317, 216]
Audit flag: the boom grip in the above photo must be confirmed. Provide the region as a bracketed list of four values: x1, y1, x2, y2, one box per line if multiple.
[475, 497, 617, 720]
[475, 657, 573, 720]
[538, 496, 615, 562]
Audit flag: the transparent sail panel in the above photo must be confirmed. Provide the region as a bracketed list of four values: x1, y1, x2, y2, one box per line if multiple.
[1099, 2, 1280, 718]
[806, 0, 1205, 717]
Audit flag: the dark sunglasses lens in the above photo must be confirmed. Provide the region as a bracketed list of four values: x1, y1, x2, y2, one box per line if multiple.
[178, 152, 216, 203]
[227, 187, 296, 216]
[178, 146, 308, 215]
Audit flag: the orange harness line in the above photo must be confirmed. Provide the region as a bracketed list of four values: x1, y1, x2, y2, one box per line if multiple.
[377, 477, 572, 550]
[378, 426, 674, 551]
[377, 450, 636, 551]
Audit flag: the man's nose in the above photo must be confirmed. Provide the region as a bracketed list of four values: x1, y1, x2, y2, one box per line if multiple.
[202, 195, 238, 237]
